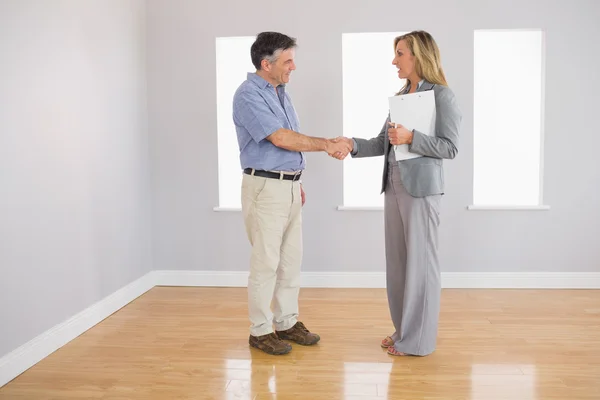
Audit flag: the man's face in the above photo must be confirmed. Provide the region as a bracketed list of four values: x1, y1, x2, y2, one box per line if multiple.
[265, 48, 296, 86]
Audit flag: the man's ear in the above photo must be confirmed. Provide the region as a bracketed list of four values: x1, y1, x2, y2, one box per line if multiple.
[260, 59, 271, 72]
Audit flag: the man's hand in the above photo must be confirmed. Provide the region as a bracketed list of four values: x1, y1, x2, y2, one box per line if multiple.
[388, 122, 413, 145]
[300, 184, 305, 206]
[328, 137, 353, 160]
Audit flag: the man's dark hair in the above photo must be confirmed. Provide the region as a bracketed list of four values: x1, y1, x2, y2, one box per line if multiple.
[250, 32, 297, 70]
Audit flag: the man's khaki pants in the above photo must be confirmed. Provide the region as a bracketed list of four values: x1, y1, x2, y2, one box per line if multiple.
[241, 172, 303, 337]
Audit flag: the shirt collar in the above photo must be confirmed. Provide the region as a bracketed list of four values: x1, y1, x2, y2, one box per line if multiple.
[404, 79, 425, 94]
[247, 72, 285, 90]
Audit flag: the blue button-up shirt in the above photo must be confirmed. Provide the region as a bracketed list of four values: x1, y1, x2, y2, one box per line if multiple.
[232, 73, 304, 172]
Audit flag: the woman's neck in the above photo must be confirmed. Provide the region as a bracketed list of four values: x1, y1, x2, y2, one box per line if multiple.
[407, 75, 422, 93]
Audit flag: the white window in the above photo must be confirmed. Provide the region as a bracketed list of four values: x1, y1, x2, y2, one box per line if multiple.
[340, 32, 407, 210]
[215, 36, 256, 210]
[471, 29, 548, 209]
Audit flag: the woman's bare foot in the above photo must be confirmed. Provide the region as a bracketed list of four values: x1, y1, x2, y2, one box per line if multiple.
[387, 346, 407, 356]
[380, 336, 395, 348]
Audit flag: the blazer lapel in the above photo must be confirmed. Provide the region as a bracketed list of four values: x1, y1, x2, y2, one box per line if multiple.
[417, 80, 435, 92]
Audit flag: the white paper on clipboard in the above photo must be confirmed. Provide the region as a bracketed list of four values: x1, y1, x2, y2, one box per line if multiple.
[388, 90, 436, 161]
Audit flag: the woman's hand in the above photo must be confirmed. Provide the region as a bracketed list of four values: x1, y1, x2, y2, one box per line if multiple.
[388, 122, 414, 145]
[329, 136, 353, 160]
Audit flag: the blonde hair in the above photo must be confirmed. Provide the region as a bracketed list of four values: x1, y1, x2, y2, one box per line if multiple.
[394, 30, 447, 94]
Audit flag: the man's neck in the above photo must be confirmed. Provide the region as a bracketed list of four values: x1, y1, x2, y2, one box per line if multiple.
[256, 70, 279, 88]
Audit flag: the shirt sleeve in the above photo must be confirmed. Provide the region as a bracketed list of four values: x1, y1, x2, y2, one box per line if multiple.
[233, 89, 283, 144]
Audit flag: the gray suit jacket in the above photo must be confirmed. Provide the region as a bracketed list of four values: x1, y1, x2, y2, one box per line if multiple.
[351, 80, 462, 197]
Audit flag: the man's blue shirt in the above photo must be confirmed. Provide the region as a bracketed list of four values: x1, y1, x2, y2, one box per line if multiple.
[232, 73, 305, 171]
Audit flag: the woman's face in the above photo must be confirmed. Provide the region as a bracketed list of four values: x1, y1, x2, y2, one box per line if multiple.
[392, 39, 415, 80]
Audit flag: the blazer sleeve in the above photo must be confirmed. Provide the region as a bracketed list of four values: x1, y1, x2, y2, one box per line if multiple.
[350, 115, 389, 158]
[408, 86, 461, 159]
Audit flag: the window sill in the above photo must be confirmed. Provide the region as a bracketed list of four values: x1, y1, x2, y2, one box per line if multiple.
[213, 207, 241, 212]
[467, 205, 550, 211]
[337, 206, 383, 211]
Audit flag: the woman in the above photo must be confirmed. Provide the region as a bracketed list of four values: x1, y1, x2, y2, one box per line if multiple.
[336, 30, 461, 356]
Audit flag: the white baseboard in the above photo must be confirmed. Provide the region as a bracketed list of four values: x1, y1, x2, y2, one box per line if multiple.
[154, 270, 248, 287]
[154, 270, 600, 289]
[441, 272, 600, 289]
[0, 271, 156, 388]
[2, 269, 599, 388]
[154, 270, 388, 288]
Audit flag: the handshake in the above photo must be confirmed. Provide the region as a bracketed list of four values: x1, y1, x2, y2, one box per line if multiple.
[325, 136, 353, 160]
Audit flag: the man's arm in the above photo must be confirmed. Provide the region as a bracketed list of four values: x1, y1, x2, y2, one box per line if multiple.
[267, 129, 348, 155]
[233, 89, 350, 156]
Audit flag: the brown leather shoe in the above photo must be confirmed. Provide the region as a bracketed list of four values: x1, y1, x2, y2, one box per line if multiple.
[276, 322, 320, 345]
[249, 333, 292, 355]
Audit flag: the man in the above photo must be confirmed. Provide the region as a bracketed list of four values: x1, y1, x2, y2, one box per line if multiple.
[232, 32, 351, 355]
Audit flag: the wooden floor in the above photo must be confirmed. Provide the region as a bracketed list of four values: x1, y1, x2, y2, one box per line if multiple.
[1, 287, 600, 399]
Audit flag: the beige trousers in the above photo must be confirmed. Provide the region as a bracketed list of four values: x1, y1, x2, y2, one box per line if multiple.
[241, 172, 303, 337]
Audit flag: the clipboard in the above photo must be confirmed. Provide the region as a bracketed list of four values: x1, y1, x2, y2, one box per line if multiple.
[388, 90, 436, 161]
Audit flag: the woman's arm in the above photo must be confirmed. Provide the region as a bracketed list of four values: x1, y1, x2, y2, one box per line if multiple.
[350, 115, 390, 158]
[408, 86, 461, 159]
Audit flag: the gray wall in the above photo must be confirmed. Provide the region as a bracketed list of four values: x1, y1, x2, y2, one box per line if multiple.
[147, 0, 600, 274]
[0, 0, 151, 357]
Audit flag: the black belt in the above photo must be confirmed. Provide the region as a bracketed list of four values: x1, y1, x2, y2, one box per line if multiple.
[244, 168, 302, 181]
